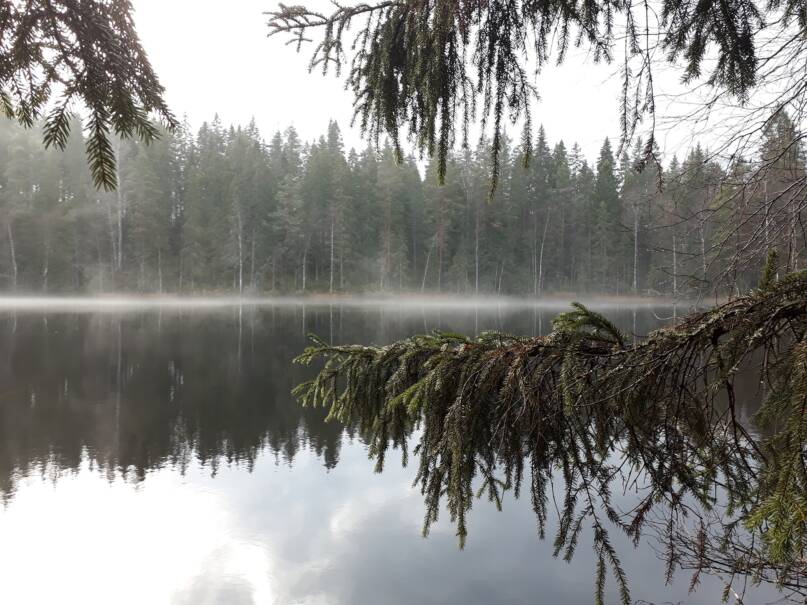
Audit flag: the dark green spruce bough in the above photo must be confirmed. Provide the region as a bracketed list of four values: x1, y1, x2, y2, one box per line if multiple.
[268, 0, 807, 192]
[0, 0, 176, 189]
[294, 271, 807, 604]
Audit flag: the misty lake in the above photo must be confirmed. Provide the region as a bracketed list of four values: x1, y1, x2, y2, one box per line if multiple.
[0, 299, 777, 605]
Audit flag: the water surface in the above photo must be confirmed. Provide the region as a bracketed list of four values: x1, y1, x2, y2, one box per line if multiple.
[0, 301, 775, 605]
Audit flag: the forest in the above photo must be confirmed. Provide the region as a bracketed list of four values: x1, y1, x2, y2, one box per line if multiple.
[1, 1, 806, 603]
[1, 112, 803, 296]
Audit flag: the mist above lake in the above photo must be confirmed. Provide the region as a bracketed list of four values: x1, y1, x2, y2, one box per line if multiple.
[0, 294, 695, 314]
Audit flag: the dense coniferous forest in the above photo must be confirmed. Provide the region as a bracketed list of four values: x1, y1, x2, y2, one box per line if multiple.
[0, 114, 803, 296]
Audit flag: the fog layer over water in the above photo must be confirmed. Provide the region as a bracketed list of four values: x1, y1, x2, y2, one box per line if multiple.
[0, 303, 771, 605]
[0, 294, 696, 312]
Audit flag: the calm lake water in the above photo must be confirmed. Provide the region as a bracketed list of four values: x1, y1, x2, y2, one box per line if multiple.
[0, 300, 778, 605]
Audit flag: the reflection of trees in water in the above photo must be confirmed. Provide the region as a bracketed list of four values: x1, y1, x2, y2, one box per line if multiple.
[0, 304, 672, 499]
[0, 310, 346, 497]
[294, 286, 807, 603]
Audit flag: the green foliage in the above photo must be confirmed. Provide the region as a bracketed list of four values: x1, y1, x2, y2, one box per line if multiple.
[293, 272, 807, 602]
[759, 249, 779, 291]
[746, 337, 807, 574]
[0, 0, 175, 189]
[267, 0, 804, 189]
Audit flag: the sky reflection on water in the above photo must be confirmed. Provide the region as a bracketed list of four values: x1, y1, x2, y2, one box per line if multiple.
[0, 303, 778, 605]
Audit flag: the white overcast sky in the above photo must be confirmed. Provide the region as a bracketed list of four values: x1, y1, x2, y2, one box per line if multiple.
[132, 0, 696, 164]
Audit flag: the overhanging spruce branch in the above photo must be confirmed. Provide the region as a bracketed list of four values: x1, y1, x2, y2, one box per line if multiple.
[267, 0, 807, 193]
[0, 0, 177, 190]
[294, 271, 807, 604]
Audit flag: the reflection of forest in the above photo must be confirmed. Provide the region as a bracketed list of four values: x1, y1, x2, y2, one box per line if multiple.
[0, 304, 683, 500]
[0, 309, 350, 498]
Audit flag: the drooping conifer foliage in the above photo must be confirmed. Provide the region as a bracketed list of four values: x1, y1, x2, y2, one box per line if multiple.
[0, 0, 176, 189]
[294, 269, 807, 603]
[266, 0, 807, 189]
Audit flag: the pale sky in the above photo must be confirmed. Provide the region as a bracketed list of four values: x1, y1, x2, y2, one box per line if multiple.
[132, 0, 693, 164]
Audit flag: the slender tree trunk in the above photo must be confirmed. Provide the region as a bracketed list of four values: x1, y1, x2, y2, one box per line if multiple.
[301, 237, 309, 292]
[788, 201, 797, 271]
[633, 201, 639, 294]
[250, 227, 256, 290]
[236, 208, 244, 295]
[106, 200, 118, 273]
[700, 224, 707, 284]
[330, 213, 335, 294]
[474, 201, 480, 295]
[42, 235, 50, 292]
[763, 179, 770, 252]
[533, 209, 539, 296]
[115, 140, 124, 273]
[436, 201, 445, 292]
[7, 221, 17, 290]
[95, 235, 103, 291]
[339, 249, 344, 291]
[537, 208, 551, 297]
[73, 228, 80, 290]
[117, 196, 124, 271]
[421, 239, 434, 293]
[601, 234, 607, 292]
[157, 249, 163, 294]
[560, 204, 566, 289]
[586, 213, 593, 292]
[672, 233, 678, 299]
[382, 201, 392, 290]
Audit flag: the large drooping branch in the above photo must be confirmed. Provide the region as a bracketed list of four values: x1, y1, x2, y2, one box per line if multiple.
[293, 269, 807, 603]
[267, 0, 806, 194]
[0, 0, 177, 189]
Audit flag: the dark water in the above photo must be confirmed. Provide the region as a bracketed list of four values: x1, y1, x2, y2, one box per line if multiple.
[0, 301, 778, 605]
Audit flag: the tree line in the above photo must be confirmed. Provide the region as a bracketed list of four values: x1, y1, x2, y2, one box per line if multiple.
[0, 113, 803, 296]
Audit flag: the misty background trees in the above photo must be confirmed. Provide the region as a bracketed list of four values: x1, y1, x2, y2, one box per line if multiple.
[0, 114, 803, 296]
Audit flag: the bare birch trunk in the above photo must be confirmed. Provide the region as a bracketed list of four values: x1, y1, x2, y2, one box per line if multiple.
[537, 208, 551, 297]
[633, 201, 639, 294]
[7, 221, 17, 290]
[106, 200, 117, 273]
[672, 234, 678, 299]
[421, 239, 434, 293]
[157, 249, 163, 294]
[700, 224, 707, 284]
[115, 140, 124, 272]
[474, 202, 480, 295]
[533, 210, 539, 296]
[42, 235, 50, 292]
[301, 238, 309, 292]
[236, 208, 244, 295]
[330, 214, 335, 294]
[250, 227, 256, 290]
